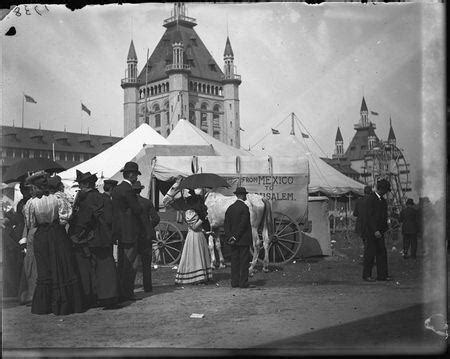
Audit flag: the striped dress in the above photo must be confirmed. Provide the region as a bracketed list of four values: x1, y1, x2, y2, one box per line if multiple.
[175, 209, 212, 285]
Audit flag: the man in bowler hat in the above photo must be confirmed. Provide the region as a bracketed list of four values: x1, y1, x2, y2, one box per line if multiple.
[362, 179, 393, 282]
[224, 187, 254, 288]
[132, 181, 160, 292]
[111, 162, 143, 301]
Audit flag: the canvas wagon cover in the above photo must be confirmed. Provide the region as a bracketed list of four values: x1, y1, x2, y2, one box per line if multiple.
[149, 155, 309, 224]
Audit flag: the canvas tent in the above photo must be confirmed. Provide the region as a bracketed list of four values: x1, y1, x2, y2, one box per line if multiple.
[251, 133, 364, 197]
[167, 119, 253, 157]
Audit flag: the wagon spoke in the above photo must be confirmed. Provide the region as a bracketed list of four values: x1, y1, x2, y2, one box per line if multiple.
[276, 244, 286, 262]
[277, 221, 291, 235]
[165, 237, 182, 245]
[163, 231, 177, 242]
[277, 237, 298, 244]
[278, 240, 295, 255]
[163, 247, 176, 262]
[164, 244, 180, 253]
[274, 219, 283, 234]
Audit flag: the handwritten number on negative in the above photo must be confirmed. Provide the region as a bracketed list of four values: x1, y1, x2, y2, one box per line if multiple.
[13, 5, 50, 16]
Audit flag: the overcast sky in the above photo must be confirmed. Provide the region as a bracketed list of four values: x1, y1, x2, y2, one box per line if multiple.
[1, 2, 444, 199]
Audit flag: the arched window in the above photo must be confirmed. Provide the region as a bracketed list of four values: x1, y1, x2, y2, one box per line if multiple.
[189, 81, 193, 91]
[189, 103, 196, 125]
[162, 83, 166, 92]
[158, 84, 161, 94]
[202, 84, 206, 93]
[219, 87, 223, 96]
[164, 102, 169, 125]
[153, 104, 161, 127]
[214, 86, 218, 96]
[194, 82, 197, 92]
[200, 103, 208, 133]
[150, 87, 154, 96]
[207, 85, 210, 94]
[213, 104, 220, 139]
[166, 82, 169, 91]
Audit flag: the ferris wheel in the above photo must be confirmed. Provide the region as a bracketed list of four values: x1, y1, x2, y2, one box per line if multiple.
[361, 141, 411, 215]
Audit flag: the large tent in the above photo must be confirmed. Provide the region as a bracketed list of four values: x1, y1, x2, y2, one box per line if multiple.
[58, 124, 170, 182]
[251, 133, 364, 197]
[167, 119, 253, 157]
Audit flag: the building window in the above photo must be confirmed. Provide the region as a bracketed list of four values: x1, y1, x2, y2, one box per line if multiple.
[189, 103, 196, 125]
[6, 148, 13, 157]
[200, 103, 208, 131]
[164, 102, 169, 125]
[74, 153, 80, 161]
[153, 104, 161, 127]
[29, 150, 34, 159]
[213, 104, 220, 139]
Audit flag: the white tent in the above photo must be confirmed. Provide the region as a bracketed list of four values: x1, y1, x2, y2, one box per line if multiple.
[58, 124, 170, 182]
[251, 133, 364, 197]
[167, 119, 253, 157]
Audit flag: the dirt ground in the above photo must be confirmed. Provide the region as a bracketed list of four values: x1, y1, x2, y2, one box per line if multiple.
[2, 231, 448, 357]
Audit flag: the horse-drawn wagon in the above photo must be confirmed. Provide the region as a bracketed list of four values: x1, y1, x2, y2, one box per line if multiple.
[138, 154, 310, 273]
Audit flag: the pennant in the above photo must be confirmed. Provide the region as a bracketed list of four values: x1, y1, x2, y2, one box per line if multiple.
[370, 111, 379, 116]
[301, 132, 309, 138]
[24, 94, 37, 104]
[271, 128, 280, 134]
[81, 103, 91, 116]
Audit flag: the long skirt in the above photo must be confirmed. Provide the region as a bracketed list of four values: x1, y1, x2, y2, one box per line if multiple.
[31, 222, 83, 315]
[18, 227, 37, 304]
[175, 230, 212, 285]
[74, 246, 119, 307]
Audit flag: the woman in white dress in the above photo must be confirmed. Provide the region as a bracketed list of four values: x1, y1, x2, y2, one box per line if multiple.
[175, 209, 212, 285]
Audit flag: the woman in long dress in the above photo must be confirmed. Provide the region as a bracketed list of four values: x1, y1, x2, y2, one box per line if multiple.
[175, 208, 213, 285]
[25, 172, 83, 315]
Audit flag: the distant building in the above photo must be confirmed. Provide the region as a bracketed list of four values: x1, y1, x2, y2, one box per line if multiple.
[121, 2, 242, 148]
[1, 126, 121, 177]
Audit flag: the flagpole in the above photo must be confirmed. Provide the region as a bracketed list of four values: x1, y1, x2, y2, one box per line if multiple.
[22, 92, 25, 128]
[80, 101, 83, 134]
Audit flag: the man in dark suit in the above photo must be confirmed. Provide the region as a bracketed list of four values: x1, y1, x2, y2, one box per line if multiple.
[224, 187, 253, 288]
[111, 162, 143, 301]
[101, 179, 117, 261]
[362, 179, 392, 282]
[69, 170, 119, 309]
[353, 185, 373, 244]
[132, 181, 160, 292]
[399, 198, 419, 259]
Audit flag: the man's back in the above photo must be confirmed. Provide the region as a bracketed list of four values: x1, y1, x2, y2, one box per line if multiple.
[400, 206, 418, 234]
[364, 192, 388, 237]
[224, 200, 252, 246]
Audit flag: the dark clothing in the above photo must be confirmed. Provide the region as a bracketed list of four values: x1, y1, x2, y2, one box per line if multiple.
[225, 199, 252, 287]
[117, 243, 138, 299]
[224, 200, 252, 247]
[69, 189, 118, 307]
[2, 212, 22, 297]
[136, 195, 160, 292]
[31, 222, 83, 315]
[399, 206, 419, 234]
[399, 206, 419, 257]
[111, 181, 142, 245]
[230, 246, 250, 288]
[362, 192, 389, 279]
[186, 194, 210, 231]
[353, 195, 370, 236]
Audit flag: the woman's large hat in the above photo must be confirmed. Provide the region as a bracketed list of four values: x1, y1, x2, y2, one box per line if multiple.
[120, 161, 141, 175]
[75, 170, 98, 184]
[47, 175, 62, 190]
[25, 170, 48, 187]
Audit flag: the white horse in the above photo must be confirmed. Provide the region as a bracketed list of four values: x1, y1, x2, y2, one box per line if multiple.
[162, 178, 274, 275]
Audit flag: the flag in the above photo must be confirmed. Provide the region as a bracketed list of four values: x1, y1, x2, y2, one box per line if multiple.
[240, 127, 245, 131]
[301, 132, 309, 138]
[370, 111, 379, 116]
[271, 128, 280, 134]
[24, 94, 37, 103]
[81, 103, 91, 116]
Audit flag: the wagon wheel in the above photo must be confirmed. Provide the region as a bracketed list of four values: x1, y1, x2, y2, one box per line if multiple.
[252, 212, 302, 266]
[153, 220, 184, 266]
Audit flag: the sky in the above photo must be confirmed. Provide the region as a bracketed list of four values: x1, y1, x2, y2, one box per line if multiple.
[1, 2, 445, 200]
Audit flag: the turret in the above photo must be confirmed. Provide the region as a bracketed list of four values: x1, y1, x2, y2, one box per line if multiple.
[368, 125, 377, 150]
[334, 126, 344, 157]
[387, 117, 396, 146]
[222, 36, 241, 148]
[121, 40, 139, 136]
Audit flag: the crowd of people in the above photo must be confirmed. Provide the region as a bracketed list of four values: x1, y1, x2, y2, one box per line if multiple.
[2, 161, 256, 316]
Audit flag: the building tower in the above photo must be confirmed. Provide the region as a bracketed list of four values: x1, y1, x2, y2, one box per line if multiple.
[222, 36, 242, 148]
[387, 117, 396, 146]
[360, 96, 369, 128]
[332, 126, 344, 158]
[120, 2, 242, 148]
[121, 40, 139, 136]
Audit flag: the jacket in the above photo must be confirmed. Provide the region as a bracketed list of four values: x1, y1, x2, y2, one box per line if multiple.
[363, 192, 388, 238]
[399, 206, 418, 234]
[224, 199, 252, 247]
[111, 181, 142, 244]
[136, 195, 160, 253]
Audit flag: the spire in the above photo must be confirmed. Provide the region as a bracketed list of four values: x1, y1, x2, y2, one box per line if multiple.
[335, 126, 343, 142]
[127, 40, 137, 61]
[224, 36, 234, 58]
[360, 96, 368, 112]
[388, 116, 396, 143]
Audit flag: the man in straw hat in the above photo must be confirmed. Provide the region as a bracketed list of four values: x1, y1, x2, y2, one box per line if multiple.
[399, 198, 419, 259]
[132, 181, 160, 292]
[224, 187, 254, 288]
[362, 178, 393, 282]
[111, 162, 143, 301]
[69, 170, 120, 309]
